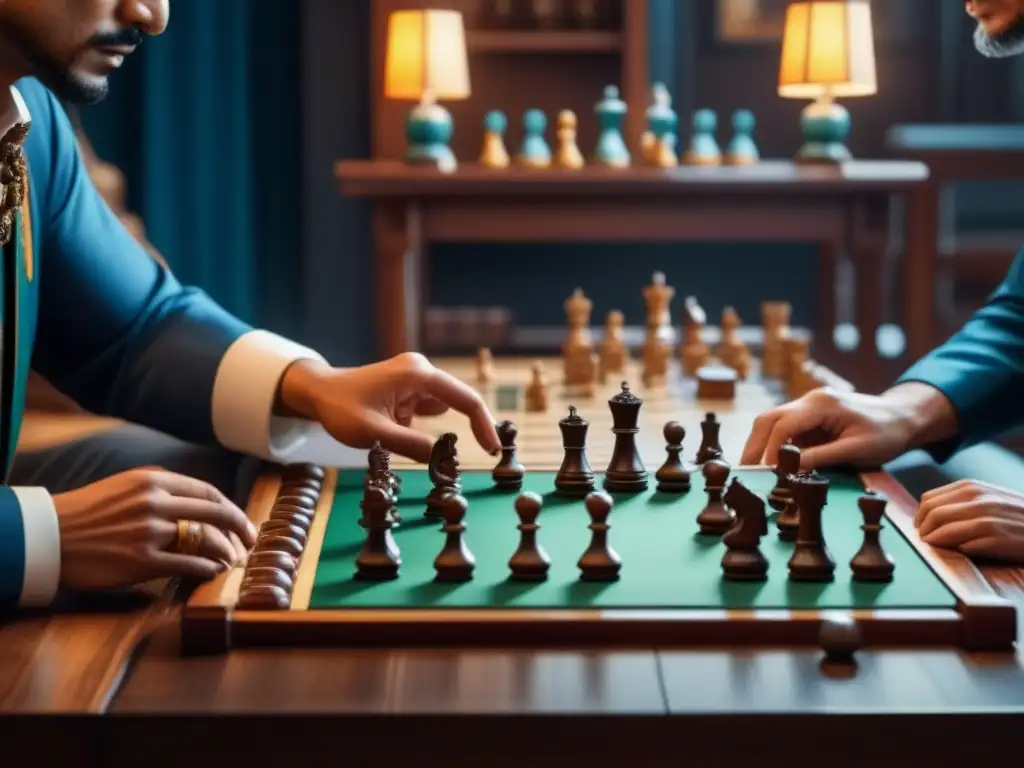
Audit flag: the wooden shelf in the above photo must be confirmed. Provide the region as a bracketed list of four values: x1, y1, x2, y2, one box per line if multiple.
[466, 30, 622, 53]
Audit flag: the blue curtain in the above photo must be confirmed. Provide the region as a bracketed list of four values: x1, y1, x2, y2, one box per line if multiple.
[78, 0, 304, 339]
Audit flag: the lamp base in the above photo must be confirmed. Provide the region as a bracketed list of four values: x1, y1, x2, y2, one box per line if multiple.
[405, 99, 457, 173]
[794, 97, 852, 165]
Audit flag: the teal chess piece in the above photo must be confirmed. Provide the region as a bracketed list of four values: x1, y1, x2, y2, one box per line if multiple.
[516, 109, 551, 168]
[643, 82, 678, 166]
[794, 98, 852, 164]
[403, 92, 457, 173]
[594, 85, 630, 168]
[725, 109, 759, 165]
[480, 110, 510, 169]
[683, 109, 720, 166]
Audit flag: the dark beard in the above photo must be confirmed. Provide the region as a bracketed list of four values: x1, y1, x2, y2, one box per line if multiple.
[975, 14, 1024, 57]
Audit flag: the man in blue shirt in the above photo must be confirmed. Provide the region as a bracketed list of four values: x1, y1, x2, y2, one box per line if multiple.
[743, 3, 1024, 563]
[0, 1, 500, 609]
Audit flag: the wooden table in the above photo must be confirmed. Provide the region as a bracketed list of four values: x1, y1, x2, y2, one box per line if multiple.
[5, 357, 1024, 766]
[335, 160, 928, 392]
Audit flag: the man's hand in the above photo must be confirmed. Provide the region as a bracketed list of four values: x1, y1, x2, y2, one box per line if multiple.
[740, 382, 957, 469]
[54, 468, 258, 591]
[915, 480, 1024, 563]
[278, 352, 501, 464]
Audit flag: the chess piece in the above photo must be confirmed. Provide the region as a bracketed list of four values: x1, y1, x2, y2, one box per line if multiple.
[525, 360, 549, 412]
[776, 499, 800, 542]
[655, 421, 690, 493]
[768, 442, 801, 513]
[680, 296, 710, 376]
[365, 441, 401, 524]
[760, 301, 792, 379]
[603, 382, 648, 492]
[508, 491, 551, 581]
[355, 484, 400, 580]
[684, 109, 721, 165]
[721, 478, 769, 580]
[476, 347, 495, 385]
[594, 85, 630, 168]
[562, 288, 598, 388]
[787, 472, 835, 582]
[480, 110, 511, 169]
[644, 82, 678, 167]
[695, 412, 723, 464]
[641, 271, 675, 385]
[554, 110, 585, 169]
[600, 309, 629, 375]
[696, 365, 737, 400]
[725, 109, 759, 165]
[555, 406, 597, 496]
[717, 306, 750, 379]
[697, 458, 733, 535]
[850, 492, 895, 582]
[577, 491, 621, 581]
[425, 433, 460, 520]
[492, 420, 525, 490]
[434, 493, 475, 582]
[517, 109, 551, 168]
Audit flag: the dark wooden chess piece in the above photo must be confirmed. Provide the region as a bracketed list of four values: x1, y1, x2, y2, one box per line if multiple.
[355, 484, 400, 580]
[578, 491, 622, 581]
[655, 420, 691, 493]
[850, 492, 895, 582]
[366, 441, 401, 525]
[508, 491, 551, 581]
[426, 433, 461, 520]
[768, 442, 800, 512]
[555, 406, 596, 496]
[695, 412, 723, 464]
[776, 499, 800, 541]
[787, 472, 835, 582]
[434, 492, 475, 582]
[492, 420, 525, 490]
[721, 478, 769, 580]
[603, 382, 648, 492]
[697, 458, 734, 535]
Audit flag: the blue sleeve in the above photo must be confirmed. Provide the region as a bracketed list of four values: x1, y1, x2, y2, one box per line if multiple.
[21, 80, 252, 445]
[897, 247, 1024, 462]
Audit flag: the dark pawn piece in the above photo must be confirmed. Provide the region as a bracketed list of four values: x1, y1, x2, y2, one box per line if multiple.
[721, 479, 769, 580]
[492, 420, 526, 490]
[768, 442, 800, 512]
[604, 382, 648, 492]
[508, 492, 551, 581]
[555, 406, 596, 496]
[850, 492, 895, 582]
[695, 412, 723, 464]
[655, 421, 691, 493]
[697, 458, 734, 535]
[355, 484, 401, 581]
[434, 493, 475, 582]
[578, 491, 622, 581]
[787, 472, 835, 582]
[426, 432, 461, 520]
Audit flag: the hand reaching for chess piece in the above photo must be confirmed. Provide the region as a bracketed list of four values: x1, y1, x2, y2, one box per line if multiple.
[915, 480, 1024, 563]
[276, 352, 502, 464]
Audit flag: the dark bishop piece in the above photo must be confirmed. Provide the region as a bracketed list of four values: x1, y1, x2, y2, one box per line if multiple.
[603, 382, 648, 492]
[850, 492, 895, 582]
[721, 479, 769, 581]
[555, 406, 596, 496]
[655, 420, 690, 493]
[492, 420, 525, 490]
[365, 440, 401, 524]
[426, 432, 461, 520]
[787, 472, 835, 582]
[695, 412, 723, 464]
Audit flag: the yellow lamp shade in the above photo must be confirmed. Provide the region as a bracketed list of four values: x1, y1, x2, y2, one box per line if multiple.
[778, 0, 877, 100]
[384, 9, 471, 102]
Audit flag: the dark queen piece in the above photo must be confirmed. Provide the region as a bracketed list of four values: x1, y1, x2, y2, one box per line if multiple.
[603, 382, 648, 492]
[555, 406, 596, 496]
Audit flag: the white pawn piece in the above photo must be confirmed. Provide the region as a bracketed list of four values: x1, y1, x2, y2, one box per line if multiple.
[476, 347, 495, 386]
[525, 360, 549, 412]
[555, 110, 585, 170]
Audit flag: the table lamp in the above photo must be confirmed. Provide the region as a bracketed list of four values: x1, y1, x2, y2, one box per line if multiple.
[778, 0, 876, 163]
[384, 9, 471, 172]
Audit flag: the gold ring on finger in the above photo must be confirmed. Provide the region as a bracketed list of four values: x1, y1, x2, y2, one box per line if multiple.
[176, 519, 203, 555]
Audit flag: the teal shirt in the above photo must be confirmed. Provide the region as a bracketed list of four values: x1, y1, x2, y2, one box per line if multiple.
[899, 248, 1024, 462]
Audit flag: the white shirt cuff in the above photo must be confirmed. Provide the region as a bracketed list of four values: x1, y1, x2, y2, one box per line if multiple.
[13, 487, 61, 607]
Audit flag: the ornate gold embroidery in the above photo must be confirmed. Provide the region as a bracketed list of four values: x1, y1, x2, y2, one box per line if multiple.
[0, 121, 29, 247]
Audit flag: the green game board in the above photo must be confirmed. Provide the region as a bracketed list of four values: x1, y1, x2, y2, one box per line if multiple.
[309, 469, 956, 612]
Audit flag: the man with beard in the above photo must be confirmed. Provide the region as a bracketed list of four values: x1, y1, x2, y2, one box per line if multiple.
[0, 1, 500, 609]
[743, 1, 1024, 564]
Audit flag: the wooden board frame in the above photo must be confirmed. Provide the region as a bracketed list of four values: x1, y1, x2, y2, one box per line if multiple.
[182, 464, 1017, 655]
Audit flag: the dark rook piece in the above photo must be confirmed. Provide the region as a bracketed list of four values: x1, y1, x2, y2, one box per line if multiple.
[434, 493, 475, 582]
[555, 406, 596, 496]
[492, 420, 525, 490]
[355, 484, 400, 580]
[508, 491, 551, 581]
[787, 472, 835, 582]
[850, 492, 895, 582]
[695, 412, 723, 464]
[603, 382, 648, 492]
[578, 491, 621, 581]
[655, 420, 691, 493]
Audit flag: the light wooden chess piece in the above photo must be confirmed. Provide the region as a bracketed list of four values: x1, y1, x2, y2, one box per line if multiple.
[562, 287, 598, 387]
[642, 271, 675, 385]
[476, 347, 495, 386]
[760, 301, 791, 379]
[600, 309, 629, 376]
[480, 110, 511, 170]
[525, 360, 549, 412]
[717, 306, 751, 380]
[784, 337, 810, 397]
[644, 82, 678, 168]
[680, 296, 710, 376]
[554, 110, 585, 170]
